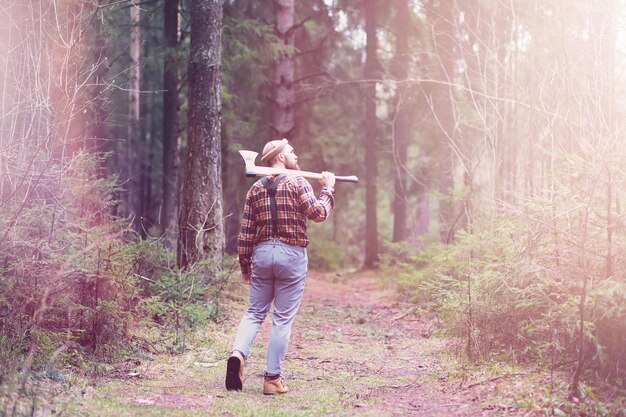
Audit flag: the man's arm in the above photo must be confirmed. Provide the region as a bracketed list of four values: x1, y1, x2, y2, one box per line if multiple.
[238, 190, 256, 280]
[298, 172, 336, 223]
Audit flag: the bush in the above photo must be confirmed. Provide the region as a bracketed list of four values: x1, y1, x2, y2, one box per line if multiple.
[382, 215, 626, 385]
[146, 267, 219, 352]
[0, 153, 141, 370]
[0, 155, 234, 384]
[308, 240, 343, 271]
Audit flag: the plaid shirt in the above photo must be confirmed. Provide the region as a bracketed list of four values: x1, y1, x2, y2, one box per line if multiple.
[238, 175, 335, 274]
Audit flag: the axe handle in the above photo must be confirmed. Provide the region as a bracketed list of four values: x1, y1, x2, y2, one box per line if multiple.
[246, 166, 358, 183]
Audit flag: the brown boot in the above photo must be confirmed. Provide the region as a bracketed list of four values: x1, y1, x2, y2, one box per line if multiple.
[225, 351, 244, 391]
[263, 375, 288, 395]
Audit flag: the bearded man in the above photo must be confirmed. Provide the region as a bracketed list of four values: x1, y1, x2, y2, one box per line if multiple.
[226, 138, 336, 395]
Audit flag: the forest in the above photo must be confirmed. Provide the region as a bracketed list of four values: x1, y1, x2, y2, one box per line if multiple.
[1, 0, 625, 415]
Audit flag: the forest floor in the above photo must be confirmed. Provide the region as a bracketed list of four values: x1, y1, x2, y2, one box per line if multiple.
[18, 271, 599, 416]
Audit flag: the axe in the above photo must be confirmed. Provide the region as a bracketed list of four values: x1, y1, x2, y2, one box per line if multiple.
[238, 150, 359, 183]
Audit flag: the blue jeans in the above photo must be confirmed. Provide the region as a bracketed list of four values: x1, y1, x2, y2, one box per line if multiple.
[232, 239, 308, 375]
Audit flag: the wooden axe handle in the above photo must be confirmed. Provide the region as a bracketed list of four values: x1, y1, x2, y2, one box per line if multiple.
[245, 166, 359, 183]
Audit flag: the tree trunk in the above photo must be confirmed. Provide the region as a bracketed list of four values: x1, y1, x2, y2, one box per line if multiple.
[273, 0, 295, 140]
[412, 189, 429, 247]
[162, 0, 181, 246]
[177, 0, 225, 272]
[89, 2, 110, 164]
[426, 0, 456, 244]
[363, 0, 379, 268]
[391, 0, 411, 243]
[128, 2, 143, 231]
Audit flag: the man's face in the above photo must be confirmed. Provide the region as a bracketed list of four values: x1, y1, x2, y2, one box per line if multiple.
[282, 145, 300, 170]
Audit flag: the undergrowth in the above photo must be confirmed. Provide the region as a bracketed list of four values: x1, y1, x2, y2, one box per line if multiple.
[381, 214, 626, 416]
[0, 152, 232, 416]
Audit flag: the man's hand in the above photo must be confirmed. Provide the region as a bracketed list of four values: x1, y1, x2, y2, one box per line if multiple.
[320, 171, 336, 188]
[242, 271, 251, 285]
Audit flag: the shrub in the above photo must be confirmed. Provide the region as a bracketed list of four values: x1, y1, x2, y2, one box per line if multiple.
[0, 153, 141, 371]
[130, 241, 231, 352]
[382, 215, 626, 386]
[308, 240, 343, 271]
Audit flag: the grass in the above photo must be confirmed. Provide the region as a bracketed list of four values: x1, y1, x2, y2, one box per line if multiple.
[4, 271, 624, 416]
[59, 282, 395, 416]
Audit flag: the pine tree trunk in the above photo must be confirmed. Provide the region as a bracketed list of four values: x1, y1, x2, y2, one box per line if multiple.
[273, 0, 295, 140]
[391, 0, 411, 243]
[162, 0, 181, 246]
[89, 2, 110, 163]
[413, 189, 429, 246]
[363, 0, 379, 268]
[128, 3, 143, 231]
[177, 0, 225, 271]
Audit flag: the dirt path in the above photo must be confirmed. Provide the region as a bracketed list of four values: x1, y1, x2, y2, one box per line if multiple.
[289, 271, 505, 417]
[64, 271, 529, 416]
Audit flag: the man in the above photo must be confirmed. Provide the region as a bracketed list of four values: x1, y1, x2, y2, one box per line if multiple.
[226, 138, 336, 395]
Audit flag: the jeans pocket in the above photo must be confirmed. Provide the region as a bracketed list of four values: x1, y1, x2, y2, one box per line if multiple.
[278, 245, 304, 262]
[252, 245, 271, 267]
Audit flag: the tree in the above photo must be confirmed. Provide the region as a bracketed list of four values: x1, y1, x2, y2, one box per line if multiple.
[273, 0, 296, 140]
[424, 0, 457, 244]
[128, 1, 144, 231]
[177, 0, 225, 271]
[363, 0, 379, 268]
[162, 0, 181, 245]
[87, 1, 111, 162]
[391, 0, 412, 242]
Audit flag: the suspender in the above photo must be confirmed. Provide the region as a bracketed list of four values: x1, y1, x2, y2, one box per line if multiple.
[260, 174, 286, 238]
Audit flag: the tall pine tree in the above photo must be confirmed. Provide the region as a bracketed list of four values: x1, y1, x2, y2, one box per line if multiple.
[177, 0, 225, 271]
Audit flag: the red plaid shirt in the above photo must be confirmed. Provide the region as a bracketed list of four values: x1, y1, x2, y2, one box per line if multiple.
[238, 175, 335, 274]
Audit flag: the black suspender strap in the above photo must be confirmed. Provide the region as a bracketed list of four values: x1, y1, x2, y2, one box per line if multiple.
[260, 174, 286, 238]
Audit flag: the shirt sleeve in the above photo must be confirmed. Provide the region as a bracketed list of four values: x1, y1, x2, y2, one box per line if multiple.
[298, 178, 335, 223]
[238, 189, 256, 274]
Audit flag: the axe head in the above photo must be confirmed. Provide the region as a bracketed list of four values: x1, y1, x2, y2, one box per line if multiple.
[238, 150, 259, 177]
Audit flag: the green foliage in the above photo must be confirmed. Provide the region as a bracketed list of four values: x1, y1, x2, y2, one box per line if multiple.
[0, 154, 234, 396]
[383, 223, 544, 359]
[221, 10, 288, 144]
[382, 212, 626, 385]
[130, 240, 232, 353]
[0, 334, 22, 379]
[307, 215, 365, 271]
[308, 239, 343, 272]
[0, 153, 132, 364]
[147, 268, 211, 353]
[513, 379, 624, 417]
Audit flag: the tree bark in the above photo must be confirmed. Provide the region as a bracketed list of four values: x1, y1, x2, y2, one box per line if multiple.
[363, 0, 379, 268]
[162, 0, 181, 246]
[177, 0, 225, 271]
[391, 0, 411, 243]
[128, 2, 143, 231]
[273, 0, 295, 140]
[88, 2, 110, 164]
[413, 188, 429, 246]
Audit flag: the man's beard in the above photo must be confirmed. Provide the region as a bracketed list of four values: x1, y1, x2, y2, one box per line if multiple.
[286, 160, 300, 170]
